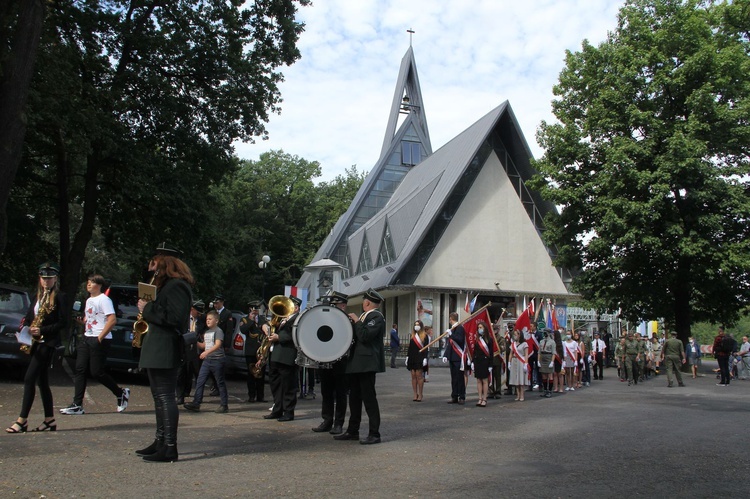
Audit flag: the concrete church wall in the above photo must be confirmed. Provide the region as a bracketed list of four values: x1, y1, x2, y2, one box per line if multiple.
[415, 150, 568, 296]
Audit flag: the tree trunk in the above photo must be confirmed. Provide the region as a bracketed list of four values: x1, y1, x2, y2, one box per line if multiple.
[0, 0, 45, 253]
[674, 260, 692, 373]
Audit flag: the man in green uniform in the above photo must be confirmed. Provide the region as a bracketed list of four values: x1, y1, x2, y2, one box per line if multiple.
[661, 328, 686, 387]
[624, 331, 641, 386]
[335, 288, 386, 445]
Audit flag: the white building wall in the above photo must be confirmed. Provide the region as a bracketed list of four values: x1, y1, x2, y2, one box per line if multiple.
[414, 151, 569, 295]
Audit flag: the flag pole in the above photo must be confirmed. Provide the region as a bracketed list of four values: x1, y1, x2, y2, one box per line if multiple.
[419, 302, 493, 352]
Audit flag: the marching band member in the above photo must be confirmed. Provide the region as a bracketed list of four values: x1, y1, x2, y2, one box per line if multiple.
[264, 295, 301, 422]
[6, 263, 68, 433]
[312, 291, 349, 435]
[335, 288, 385, 445]
[135, 244, 193, 462]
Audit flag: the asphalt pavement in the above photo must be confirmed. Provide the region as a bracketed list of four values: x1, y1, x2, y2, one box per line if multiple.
[0, 359, 747, 498]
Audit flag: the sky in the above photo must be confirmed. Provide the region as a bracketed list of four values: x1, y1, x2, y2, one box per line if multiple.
[234, 0, 625, 182]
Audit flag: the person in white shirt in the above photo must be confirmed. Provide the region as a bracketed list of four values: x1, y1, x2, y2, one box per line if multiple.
[60, 275, 130, 415]
[591, 332, 607, 381]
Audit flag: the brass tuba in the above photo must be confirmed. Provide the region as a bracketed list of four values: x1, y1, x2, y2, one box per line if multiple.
[251, 295, 295, 378]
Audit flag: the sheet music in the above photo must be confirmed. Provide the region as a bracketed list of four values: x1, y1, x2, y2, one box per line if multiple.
[138, 282, 157, 302]
[16, 326, 33, 346]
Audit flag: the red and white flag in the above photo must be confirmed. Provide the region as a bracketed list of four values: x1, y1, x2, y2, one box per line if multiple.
[284, 286, 308, 310]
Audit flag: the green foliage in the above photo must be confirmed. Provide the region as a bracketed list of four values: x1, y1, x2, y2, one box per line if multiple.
[533, 0, 750, 337]
[0, 0, 310, 299]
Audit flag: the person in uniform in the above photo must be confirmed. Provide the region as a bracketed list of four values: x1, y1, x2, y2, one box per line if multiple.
[660, 328, 686, 387]
[441, 312, 466, 405]
[624, 331, 641, 386]
[264, 295, 301, 422]
[312, 291, 350, 435]
[176, 300, 205, 405]
[334, 288, 385, 445]
[241, 300, 266, 403]
[538, 328, 555, 397]
[135, 244, 194, 462]
[6, 263, 68, 434]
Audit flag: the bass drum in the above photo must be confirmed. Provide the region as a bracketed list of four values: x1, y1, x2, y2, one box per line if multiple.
[293, 305, 353, 363]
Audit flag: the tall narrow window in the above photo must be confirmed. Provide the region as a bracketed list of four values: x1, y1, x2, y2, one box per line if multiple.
[377, 222, 396, 266]
[401, 141, 421, 166]
[357, 237, 373, 274]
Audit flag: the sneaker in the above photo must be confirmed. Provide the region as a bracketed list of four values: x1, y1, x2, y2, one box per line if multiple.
[117, 388, 130, 413]
[215, 405, 228, 414]
[570, 387, 575, 391]
[60, 404, 85, 415]
[564, 387, 570, 391]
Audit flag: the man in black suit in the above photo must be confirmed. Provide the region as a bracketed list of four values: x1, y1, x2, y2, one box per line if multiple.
[442, 312, 466, 405]
[312, 291, 350, 435]
[241, 300, 266, 403]
[264, 295, 301, 422]
[176, 301, 205, 405]
[334, 288, 385, 445]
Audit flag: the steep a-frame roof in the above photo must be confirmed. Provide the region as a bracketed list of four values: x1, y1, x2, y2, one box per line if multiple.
[338, 101, 567, 297]
[297, 47, 432, 290]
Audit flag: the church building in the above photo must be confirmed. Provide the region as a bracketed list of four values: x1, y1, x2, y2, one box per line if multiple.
[296, 46, 576, 334]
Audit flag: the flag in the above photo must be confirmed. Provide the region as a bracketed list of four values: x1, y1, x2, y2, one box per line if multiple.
[464, 293, 476, 313]
[514, 301, 534, 333]
[462, 306, 493, 364]
[469, 294, 478, 313]
[284, 285, 308, 310]
[551, 302, 560, 331]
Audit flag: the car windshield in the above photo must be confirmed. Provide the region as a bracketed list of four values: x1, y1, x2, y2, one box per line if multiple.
[0, 288, 29, 315]
[105, 286, 139, 321]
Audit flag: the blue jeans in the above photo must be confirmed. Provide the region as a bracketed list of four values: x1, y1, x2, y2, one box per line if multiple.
[193, 357, 228, 406]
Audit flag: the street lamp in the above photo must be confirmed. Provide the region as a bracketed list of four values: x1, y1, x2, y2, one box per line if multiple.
[258, 255, 270, 303]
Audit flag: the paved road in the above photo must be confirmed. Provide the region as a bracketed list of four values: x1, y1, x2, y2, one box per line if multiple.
[0, 360, 747, 498]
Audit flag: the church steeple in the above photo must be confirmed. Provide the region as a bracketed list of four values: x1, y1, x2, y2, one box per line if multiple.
[379, 46, 432, 160]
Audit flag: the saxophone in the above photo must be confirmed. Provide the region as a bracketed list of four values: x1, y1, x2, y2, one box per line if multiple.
[132, 271, 158, 348]
[21, 289, 53, 354]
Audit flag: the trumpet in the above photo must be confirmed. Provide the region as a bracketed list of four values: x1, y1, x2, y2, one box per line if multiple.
[251, 295, 295, 378]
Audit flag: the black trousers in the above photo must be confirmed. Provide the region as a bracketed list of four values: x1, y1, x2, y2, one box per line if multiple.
[20, 343, 56, 419]
[245, 356, 265, 401]
[319, 365, 347, 426]
[269, 361, 297, 415]
[593, 352, 604, 379]
[346, 372, 380, 437]
[73, 337, 123, 405]
[717, 356, 731, 384]
[148, 367, 179, 445]
[176, 357, 200, 398]
[449, 361, 465, 400]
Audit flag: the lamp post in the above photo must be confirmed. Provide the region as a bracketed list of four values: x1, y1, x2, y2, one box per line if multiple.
[258, 255, 270, 304]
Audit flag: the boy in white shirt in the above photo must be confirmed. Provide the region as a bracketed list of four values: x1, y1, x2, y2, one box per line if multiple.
[60, 275, 130, 415]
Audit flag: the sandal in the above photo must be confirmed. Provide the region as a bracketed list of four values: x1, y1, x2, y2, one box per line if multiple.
[31, 419, 56, 432]
[479, 400, 487, 407]
[5, 421, 27, 433]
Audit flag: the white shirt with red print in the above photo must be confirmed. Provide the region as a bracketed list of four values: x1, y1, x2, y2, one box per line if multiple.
[84, 293, 116, 339]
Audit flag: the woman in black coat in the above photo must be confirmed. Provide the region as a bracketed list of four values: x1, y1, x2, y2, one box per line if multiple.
[135, 245, 193, 462]
[6, 263, 68, 433]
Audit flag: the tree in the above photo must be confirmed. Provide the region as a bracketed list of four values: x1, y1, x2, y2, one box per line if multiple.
[0, 0, 310, 300]
[0, 0, 46, 253]
[533, 0, 750, 342]
[209, 151, 364, 307]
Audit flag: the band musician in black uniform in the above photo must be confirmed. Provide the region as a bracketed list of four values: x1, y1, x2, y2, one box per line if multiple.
[176, 301, 205, 405]
[334, 288, 386, 445]
[312, 291, 350, 435]
[264, 295, 301, 422]
[241, 300, 266, 403]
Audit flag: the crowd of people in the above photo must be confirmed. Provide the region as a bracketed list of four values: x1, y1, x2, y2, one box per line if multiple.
[6, 255, 748, 459]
